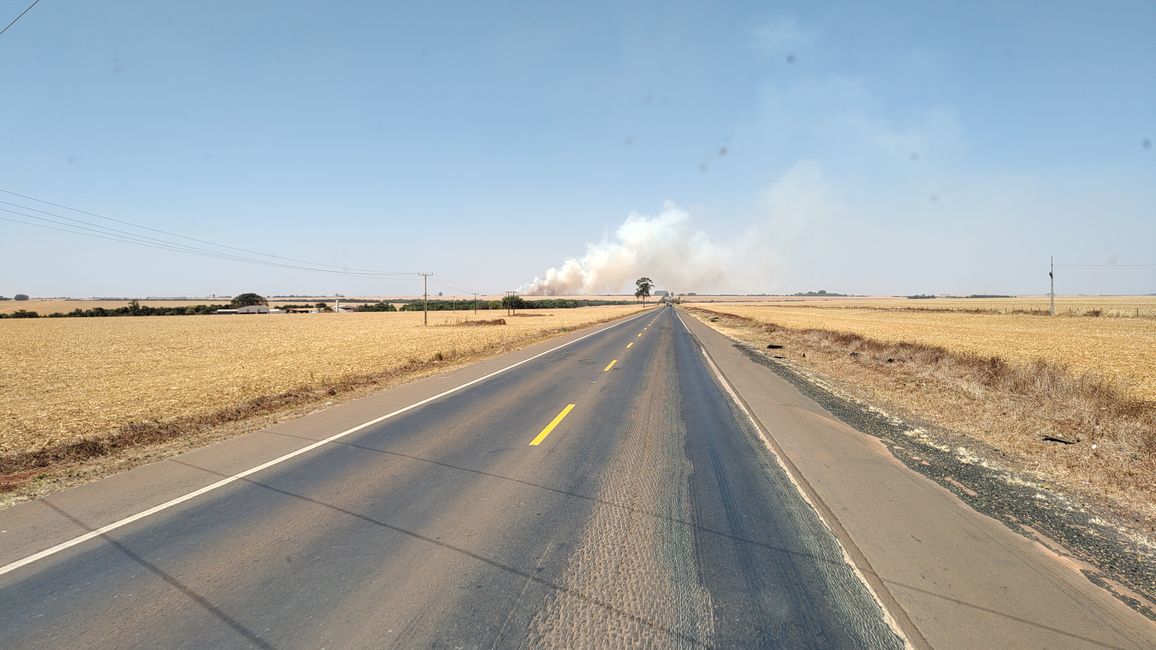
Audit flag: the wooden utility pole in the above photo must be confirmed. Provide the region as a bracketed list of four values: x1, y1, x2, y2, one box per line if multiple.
[474, 292, 478, 315]
[419, 273, 432, 325]
[1049, 256, 1055, 317]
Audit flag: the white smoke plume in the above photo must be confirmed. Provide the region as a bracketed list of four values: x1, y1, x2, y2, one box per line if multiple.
[521, 202, 728, 295]
[522, 162, 836, 296]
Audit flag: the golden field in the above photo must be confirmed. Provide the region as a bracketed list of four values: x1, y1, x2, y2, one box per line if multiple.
[0, 306, 646, 457]
[685, 302, 1156, 400]
[684, 295, 1156, 317]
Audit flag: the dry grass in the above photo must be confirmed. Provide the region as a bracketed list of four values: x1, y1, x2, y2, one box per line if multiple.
[686, 306, 1156, 527]
[683, 295, 1156, 317]
[0, 306, 644, 473]
[685, 301, 1156, 400]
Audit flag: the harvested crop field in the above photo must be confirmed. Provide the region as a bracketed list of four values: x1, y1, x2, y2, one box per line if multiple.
[685, 301, 1156, 400]
[0, 306, 645, 462]
[686, 295, 1156, 318]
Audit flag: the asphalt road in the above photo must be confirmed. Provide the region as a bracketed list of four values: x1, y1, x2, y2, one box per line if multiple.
[0, 307, 904, 648]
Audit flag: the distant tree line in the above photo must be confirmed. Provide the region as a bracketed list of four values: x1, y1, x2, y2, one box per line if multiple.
[357, 301, 398, 312]
[792, 290, 850, 297]
[397, 298, 634, 312]
[0, 293, 636, 318]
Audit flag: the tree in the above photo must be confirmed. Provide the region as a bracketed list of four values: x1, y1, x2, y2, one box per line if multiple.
[230, 293, 267, 308]
[501, 294, 526, 315]
[14, 294, 29, 301]
[634, 277, 653, 305]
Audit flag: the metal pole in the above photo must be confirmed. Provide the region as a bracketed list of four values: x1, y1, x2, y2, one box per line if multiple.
[1049, 256, 1055, 317]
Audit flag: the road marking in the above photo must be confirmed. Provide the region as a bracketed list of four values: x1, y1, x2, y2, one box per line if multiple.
[529, 404, 576, 446]
[637, 333, 643, 337]
[626, 342, 633, 349]
[0, 311, 653, 578]
[603, 359, 617, 372]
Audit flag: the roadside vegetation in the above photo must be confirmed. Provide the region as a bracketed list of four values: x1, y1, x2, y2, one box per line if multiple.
[685, 305, 1156, 531]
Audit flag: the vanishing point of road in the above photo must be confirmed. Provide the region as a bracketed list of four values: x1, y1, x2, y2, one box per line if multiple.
[2, 306, 1152, 648]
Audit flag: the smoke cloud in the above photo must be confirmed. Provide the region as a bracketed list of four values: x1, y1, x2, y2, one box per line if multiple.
[522, 162, 836, 295]
[521, 202, 728, 295]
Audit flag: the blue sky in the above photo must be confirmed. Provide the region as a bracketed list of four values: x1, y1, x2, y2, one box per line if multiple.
[1, 1, 1153, 297]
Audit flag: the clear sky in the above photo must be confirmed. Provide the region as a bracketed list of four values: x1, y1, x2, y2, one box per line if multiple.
[1, 1, 1153, 297]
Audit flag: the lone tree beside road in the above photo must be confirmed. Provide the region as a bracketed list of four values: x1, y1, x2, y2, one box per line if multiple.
[230, 293, 267, 308]
[635, 277, 653, 306]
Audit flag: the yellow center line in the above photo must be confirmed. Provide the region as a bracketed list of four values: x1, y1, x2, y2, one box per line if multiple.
[603, 359, 617, 372]
[626, 342, 633, 348]
[637, 332, 643, 337]
[529, 404, 576, 446]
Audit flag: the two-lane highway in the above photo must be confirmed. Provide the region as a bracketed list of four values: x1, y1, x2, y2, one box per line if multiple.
[0, 306, 903, 648]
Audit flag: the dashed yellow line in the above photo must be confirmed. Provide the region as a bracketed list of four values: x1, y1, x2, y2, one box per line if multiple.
[626, 342, 633, 348]
[529, 404, 576, 446]
[603, 359, 617, 372]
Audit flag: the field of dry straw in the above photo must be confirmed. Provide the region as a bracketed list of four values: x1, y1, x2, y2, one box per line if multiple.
[687, 300, 1156, 400]
[0, 306, 644, 462]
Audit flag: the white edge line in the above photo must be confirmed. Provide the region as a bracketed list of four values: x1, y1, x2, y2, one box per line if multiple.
[673, 310, 913, 649]
[0, 308, 657, 578]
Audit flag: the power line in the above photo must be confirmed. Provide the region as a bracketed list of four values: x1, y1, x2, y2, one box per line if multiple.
[1054, 264, 1156, 268]
[432, 274, 480, 295]
[0, 190, 422, 278]
[0, 0, 40, 39]
[0, 212, 417, 278]
[0, 189, 416, 275]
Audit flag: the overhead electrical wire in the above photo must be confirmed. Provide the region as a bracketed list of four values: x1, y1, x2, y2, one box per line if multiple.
[0, 188, 418, 275]
[0, 189, 426, 279]
[0, 0, 40, 40]
[1054, 264, 1156, 268]
[432, 274, 481, 296]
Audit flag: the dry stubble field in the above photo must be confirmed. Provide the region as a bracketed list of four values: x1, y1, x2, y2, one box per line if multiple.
[0, 306, 645, 460]
[687, 294, 1156, 316]
[686, 301, 1156, 400]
